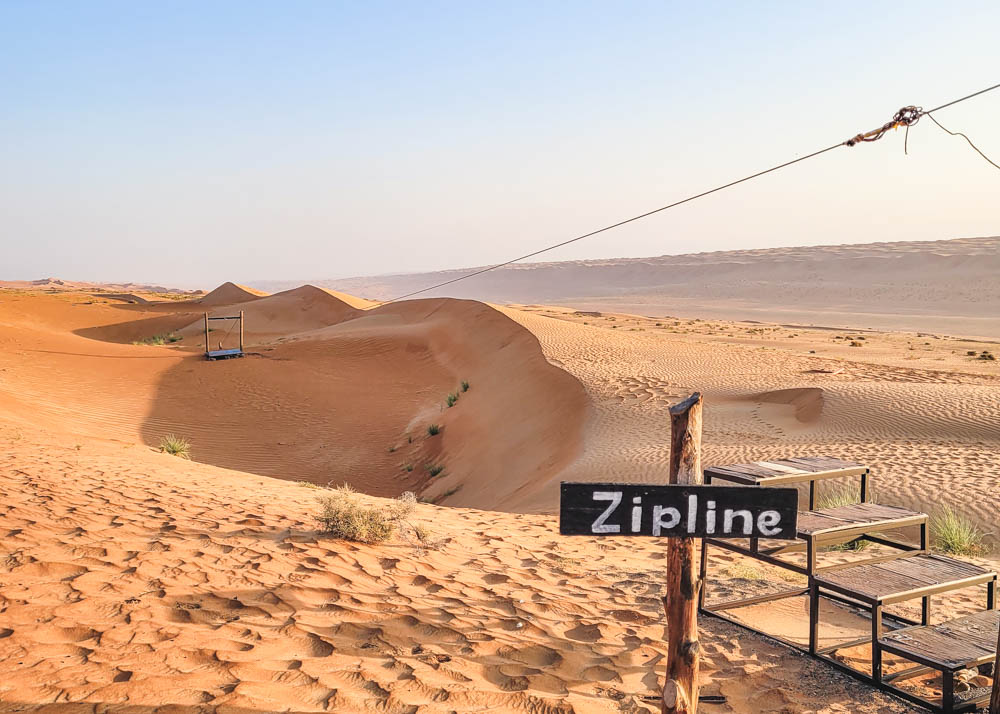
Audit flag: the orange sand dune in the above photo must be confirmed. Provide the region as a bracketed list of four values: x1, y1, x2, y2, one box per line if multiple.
[199, 281, 269, 305]
[0, 289, 586, 510]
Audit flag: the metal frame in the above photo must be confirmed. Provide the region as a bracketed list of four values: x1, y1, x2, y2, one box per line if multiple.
[204, 311, 245, 360]
[699, 466, 928, 618]
[809, 572, 997, 713]
[698, 458, 999, 712]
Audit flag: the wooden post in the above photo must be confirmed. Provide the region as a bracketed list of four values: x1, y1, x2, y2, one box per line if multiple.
[989, 626, 999, 714]
[239, 310, 244, 353]
[663, 392, 703, 714]
[203, 313, 209, 356]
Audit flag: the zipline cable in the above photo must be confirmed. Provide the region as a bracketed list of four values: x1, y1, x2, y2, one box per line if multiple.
[378, 82, 1000, 305]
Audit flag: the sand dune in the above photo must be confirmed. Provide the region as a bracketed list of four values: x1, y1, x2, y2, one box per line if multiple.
[0, 289, 586, 511]
[263, 236, 1000, 338]
[199, 281, 269, 305]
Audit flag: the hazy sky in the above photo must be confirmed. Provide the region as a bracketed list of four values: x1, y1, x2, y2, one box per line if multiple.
[2, 1, 998, 288]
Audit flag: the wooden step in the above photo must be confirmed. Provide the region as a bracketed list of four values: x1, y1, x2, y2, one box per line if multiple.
[879, 609, 999, 671]
[813, 553, 996, 606]
[797, 502, 926, 537]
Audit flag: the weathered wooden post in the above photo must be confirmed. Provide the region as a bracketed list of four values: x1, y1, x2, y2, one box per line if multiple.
[990, 629, 1000, 714]
[203, 313, 209, 357]
[239, 310, 244, 353]
[663, 392, 703, 714]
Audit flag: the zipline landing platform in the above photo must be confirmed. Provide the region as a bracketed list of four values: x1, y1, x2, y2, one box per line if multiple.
[203, 311, 245, 361]
[206, 348, 244, 360]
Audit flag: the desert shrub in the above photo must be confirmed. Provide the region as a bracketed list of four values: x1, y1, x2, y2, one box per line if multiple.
[158, 434, 191, 459]
[427, 424, 440, 436]
[979, 351, 996, 361]
[388, 445, 396, 453]
[426, 464, 444, 477]
[403, 463, 413, 472]
[134, 333, 181, 346]
[446, 392, 458, 408]
[460, 380, 470, 392]
[931, 506, 985, 556]
[849, 341, 863, 347]
[967, 351, 978, 356]
[317, 486, 415, 544]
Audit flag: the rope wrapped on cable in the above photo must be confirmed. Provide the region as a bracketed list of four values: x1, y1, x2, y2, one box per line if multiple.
[845, 106, 923, 146]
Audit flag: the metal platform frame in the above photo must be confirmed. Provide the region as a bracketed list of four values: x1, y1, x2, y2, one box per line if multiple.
[204, 311, 245, 360]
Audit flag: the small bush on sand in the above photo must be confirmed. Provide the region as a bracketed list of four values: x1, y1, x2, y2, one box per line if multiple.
[427, 424, 440, 436]
[932, 506, 985, 556]
[446, 392, 458, 408]
[849, 341, 863, 347]
[967, 351, 978, 356]
[979, 351, 996, 361]
[317, 486, 415, 544]
[159, 434, 191, 459]
[426, 464, 444, 477]
[134, 333, 181, 346]
[461, 380, 470, 392]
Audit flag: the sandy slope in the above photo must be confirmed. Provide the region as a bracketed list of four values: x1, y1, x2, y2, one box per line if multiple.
[0, 431, 924, 714]
[501, 306, 1000, 534]
[268, 236, 1000, 338]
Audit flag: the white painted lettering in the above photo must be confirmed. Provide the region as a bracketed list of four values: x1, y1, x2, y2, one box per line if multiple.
[631, 496, 642, 533]
[723, 509, 753, 535]
[652, 505, 681, 535]
[591, 491, 622, 533]
[757, 510, 782, 536]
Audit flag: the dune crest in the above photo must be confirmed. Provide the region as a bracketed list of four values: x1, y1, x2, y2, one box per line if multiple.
[199, 281, 269, 305]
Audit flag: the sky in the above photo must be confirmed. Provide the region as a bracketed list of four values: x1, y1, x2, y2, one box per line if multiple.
[2, 1, 999, 288]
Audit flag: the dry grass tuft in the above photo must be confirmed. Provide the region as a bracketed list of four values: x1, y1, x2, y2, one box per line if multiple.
[158, 434, 191, 459]
[932, 506, 986, 556]
[317, 485, 415, 544]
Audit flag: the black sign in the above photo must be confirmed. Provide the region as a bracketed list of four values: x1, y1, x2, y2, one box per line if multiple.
[560, 483, 798, 539]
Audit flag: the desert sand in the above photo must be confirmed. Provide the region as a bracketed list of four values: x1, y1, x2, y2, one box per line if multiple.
[264, 236, 1000, 339]
[1, 271, 998, 712]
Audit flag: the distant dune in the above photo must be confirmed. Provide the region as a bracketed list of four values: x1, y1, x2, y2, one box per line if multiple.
[253, 236, 1000, 338]
[0, 277, 201, 295]
[199, 281, 268, 305]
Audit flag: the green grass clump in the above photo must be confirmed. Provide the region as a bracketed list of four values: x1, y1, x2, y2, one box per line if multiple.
[426, 464, 444, 477]
[316, 485, 415, 544]
[460, 380, 470, 392]
[816, 485, 872, 551]
[931, 506, 986, 556]
[446, 392, 458, 408]
[158, 434, 191, 459]
[427, 424, 440, 436]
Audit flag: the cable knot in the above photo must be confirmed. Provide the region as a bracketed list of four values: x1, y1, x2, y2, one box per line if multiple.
[845, 105, 924, 146]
